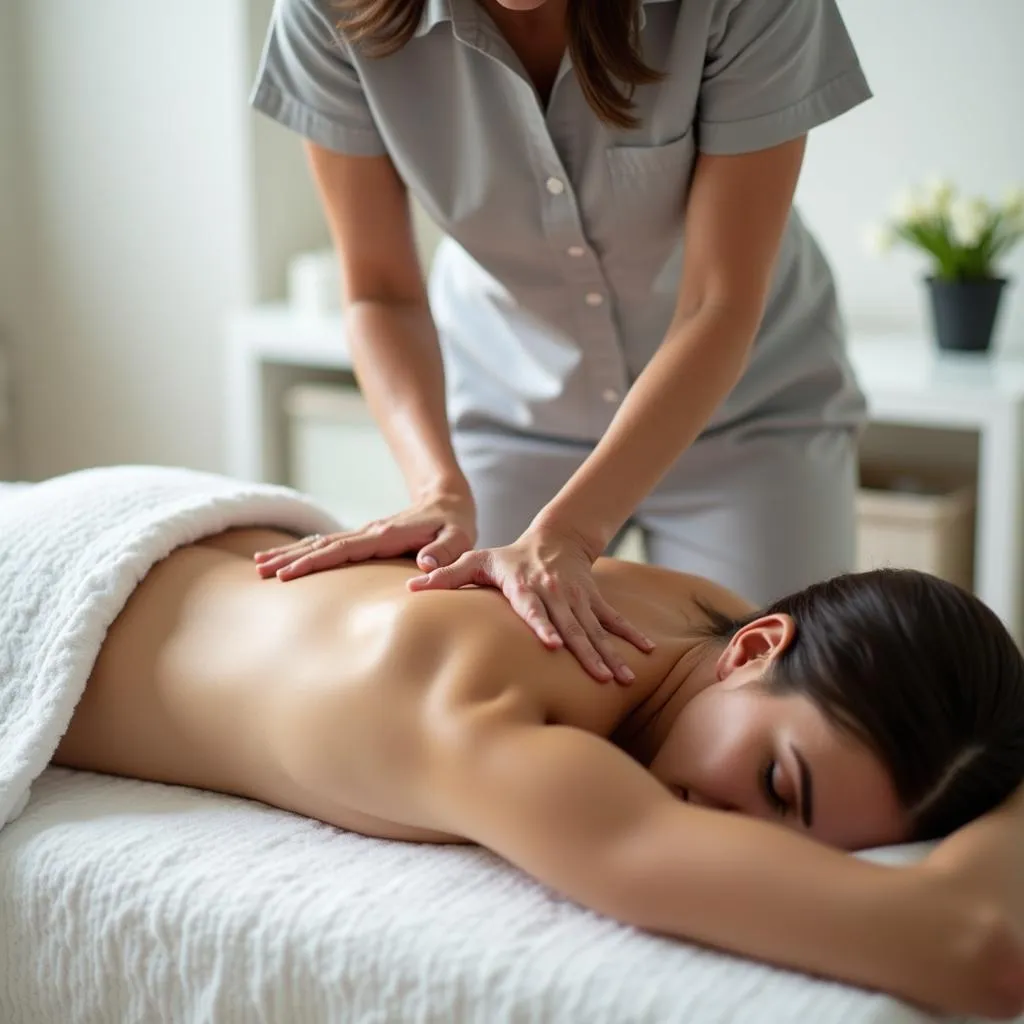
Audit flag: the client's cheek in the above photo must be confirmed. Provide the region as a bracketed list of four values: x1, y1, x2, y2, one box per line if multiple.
[681, 748, 758, 814]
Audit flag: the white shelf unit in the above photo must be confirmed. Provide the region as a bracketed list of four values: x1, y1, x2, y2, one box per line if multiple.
[226, 305, 1024, 641]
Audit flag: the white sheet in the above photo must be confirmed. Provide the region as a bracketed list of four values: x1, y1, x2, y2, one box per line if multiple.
[0, 768, 992, 1024]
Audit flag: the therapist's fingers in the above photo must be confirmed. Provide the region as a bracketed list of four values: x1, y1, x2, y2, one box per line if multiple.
[546, 599, 614, 683]
[503, 581, 564, 650]
[592, 594, 655, 654]
[407, 550, 488, 591]
[259, 523, 432, 580]
[263, 537, 370, 580]
[253, 537, 311, 563]
[415, 524, 473, 573]
[574, 600, 636, 684]
[254, 533, 335, 578]
[253, 534, 322, 563]
[272, 537, 374, 580]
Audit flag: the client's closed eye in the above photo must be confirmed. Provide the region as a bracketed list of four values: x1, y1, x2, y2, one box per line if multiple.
[761, 760, 788, 815]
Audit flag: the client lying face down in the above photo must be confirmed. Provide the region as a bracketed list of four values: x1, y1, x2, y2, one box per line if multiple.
[654, 569, 1024, 847]
[51, 527, 1024, 1018]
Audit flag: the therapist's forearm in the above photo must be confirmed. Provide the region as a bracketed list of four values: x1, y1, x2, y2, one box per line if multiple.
[344, 299, 469, 503]
[536, 305, 756, 555]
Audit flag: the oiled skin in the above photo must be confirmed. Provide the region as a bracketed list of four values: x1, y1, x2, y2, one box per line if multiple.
[53, 528, 742, 840]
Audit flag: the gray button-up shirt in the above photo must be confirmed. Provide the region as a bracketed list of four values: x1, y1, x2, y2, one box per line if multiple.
[253, 0, 872, 444]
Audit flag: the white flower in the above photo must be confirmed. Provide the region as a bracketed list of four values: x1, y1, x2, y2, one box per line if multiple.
[891, 187, 930, 225]
[1004, 186, 1024, 215]
[949, 197, 990, 248]
[863, 222, 896, 257]
[922, 175, 956, 215]
[1004, 186, 1024, 228]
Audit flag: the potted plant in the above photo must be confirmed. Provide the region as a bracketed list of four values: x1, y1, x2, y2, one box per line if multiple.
[865, 180, 1024, 353]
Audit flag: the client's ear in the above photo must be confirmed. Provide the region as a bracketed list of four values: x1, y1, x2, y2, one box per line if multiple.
[715, 614, 796, 682]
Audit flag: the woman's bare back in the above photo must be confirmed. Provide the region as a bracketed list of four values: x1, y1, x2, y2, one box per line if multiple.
[51, 528, 741, 841]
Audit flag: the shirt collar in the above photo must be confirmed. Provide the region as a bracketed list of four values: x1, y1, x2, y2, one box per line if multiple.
[413, 0, 455, 37]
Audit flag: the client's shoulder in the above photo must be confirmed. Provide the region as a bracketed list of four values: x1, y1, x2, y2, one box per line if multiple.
[593, 558, 755, 626]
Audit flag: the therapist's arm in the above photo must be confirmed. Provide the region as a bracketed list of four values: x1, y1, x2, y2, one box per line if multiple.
[255, 143, 476, 580]
[536, 137, 807, 556]
[307, 142, 467, 509]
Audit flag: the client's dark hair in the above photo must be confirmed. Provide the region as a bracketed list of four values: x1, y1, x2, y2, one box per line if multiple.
[700, 569, 1024, 842]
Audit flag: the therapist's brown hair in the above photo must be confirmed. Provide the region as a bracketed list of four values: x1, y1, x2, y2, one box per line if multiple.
[332, 0, 664, 129]
[699, 569, 1024, 842]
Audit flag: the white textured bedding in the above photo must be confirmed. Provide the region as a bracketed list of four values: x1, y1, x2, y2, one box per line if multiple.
[0, 767, 996, 1024]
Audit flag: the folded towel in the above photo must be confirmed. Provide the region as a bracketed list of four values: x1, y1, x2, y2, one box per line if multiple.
[0, 465, 339, 830]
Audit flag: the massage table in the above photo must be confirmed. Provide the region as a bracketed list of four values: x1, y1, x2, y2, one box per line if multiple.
[0, 766, 1009, 1024]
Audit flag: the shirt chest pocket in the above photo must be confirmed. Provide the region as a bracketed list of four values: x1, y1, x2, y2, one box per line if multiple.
[600, 130, 696, 255]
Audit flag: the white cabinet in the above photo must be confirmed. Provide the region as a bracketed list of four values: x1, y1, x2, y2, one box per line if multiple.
[284, 384, 408, 527]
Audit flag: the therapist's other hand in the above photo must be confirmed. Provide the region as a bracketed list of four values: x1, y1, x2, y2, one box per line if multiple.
[407, 524, 654, 684]
[253, 492, 477, 581]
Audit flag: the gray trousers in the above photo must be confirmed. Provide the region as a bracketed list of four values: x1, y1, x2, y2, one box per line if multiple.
[453, 424, 858, 608]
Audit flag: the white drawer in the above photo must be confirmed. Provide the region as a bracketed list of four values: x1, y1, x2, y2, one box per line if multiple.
[284, 384, 408, 529]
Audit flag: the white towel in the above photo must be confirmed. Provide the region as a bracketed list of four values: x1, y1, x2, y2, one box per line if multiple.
[0, 465, 339, 831]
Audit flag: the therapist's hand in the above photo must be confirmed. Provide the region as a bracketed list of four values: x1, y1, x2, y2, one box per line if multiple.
[408, 523, 654, 684]
[253, 492, 476, 581]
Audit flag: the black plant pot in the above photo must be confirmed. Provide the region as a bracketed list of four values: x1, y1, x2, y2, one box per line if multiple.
[926, 276, 1009, 353]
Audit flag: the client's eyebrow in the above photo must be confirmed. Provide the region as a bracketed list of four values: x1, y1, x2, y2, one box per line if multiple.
[790, 744, 814, 829]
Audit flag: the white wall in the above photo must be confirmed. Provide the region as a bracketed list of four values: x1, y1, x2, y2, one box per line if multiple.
[0, 0, 27, 319]
[8, 0, 255, 478]
[247, 0, 332, 302]
[0, 0, 28, 477]
[798, 0, 1024, 351]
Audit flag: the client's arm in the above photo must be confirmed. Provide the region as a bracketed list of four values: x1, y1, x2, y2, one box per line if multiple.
[427, 720, 1024, 1019]
[924, 782, 1024, 931]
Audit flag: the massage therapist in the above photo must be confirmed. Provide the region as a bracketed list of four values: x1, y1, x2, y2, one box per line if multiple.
[251, 0, 872, 684]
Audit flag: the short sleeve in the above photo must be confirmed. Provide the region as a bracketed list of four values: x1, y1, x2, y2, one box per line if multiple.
[697, 0, 872, 156]
[250, 0, 387, 157]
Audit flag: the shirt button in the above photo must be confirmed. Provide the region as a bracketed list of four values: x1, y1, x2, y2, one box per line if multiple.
[545, 176, 565, 196]
[602, 388, 620, 403]
[567, 245, 586, 258]
[585, 292, 604, 307]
